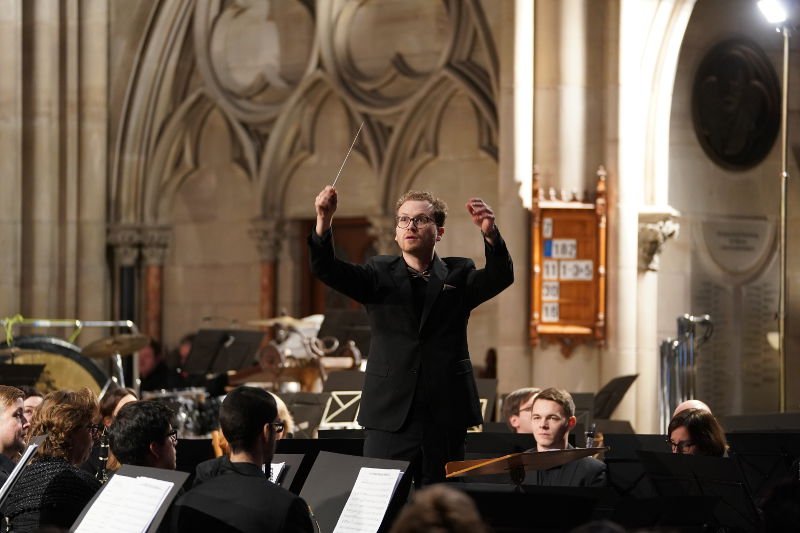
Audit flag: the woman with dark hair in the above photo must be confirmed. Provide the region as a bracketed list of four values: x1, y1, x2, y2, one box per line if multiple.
[667, 408, 728, 457]
[1, 388, 101, 532]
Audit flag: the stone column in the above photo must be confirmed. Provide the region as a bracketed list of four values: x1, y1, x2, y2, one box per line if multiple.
[24, 0, 62, 318]
[141, 226, 171, 342]
[250, 219, 283, 320]
[367, 215, 396, 255]
[0, 0, 23, 317]
[107, 225, 140, 322]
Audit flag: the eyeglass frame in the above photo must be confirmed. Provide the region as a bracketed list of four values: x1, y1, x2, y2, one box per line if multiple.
[165, 429, 178, 443]
[270, 420, 285, 433]
[665, 437, 695, 453]
[395, 214, 436, 229]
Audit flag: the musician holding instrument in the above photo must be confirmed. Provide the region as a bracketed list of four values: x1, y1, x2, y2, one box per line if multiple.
[310, 186, 514, 486]
[109, 400, 177, 471]
[0, 386, 29, 485]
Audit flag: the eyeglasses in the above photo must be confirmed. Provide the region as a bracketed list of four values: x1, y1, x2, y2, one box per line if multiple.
[517, 406, 533, 415]
[396, 215, 435, 229]
[271, 421, 285, 433]
[666, 438, 694, 453]
[165, 429, 178, 443]
[87, 423, 103, 437]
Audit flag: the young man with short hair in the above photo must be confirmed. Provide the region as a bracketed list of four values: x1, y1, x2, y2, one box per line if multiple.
[528, 387, 606, 487]
[173, 386, 313, 533]
[109, 400, 177, 470]
[0, 385, 29, 485]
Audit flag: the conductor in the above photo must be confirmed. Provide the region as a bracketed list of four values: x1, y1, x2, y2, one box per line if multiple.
[309, 185, 514, 485]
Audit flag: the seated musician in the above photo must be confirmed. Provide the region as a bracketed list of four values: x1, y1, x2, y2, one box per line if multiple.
[172, 386, 313, 533]
[19, 386, 44, 422]
[526, 387, 606, 487]
[109, 400, 177, 470]
[672, 398, 711, 417]
[502, 387, 541, 434]
[0, 385, 29, 485]
[82, 387, 140, 479]
[667, 407, 727, 457]
[1, 388, 101, 532]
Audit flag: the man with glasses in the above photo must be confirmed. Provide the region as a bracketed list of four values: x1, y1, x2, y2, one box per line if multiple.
[310, 185, 514, 486]
[502, 387, 541, 434]
[173, 386, 313, 532]
[0, 385, 29, 485]
[109, 400, 177, 470]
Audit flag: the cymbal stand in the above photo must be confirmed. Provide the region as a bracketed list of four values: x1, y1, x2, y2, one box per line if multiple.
[112, 351, 126, 388]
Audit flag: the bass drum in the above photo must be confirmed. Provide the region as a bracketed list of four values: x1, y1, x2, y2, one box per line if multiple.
[0, 336, 107, 395]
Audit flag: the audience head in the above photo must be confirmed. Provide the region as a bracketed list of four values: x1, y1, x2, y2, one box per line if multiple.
[672, 398, 711, 418]
[531, 387, 576, 451]
[20, 386, 44, 421]
[268, 392, 294, 439]
[109, 400, 176, 469]
[138, 339, 164, 379]
[389, 484, 488, 533]
[502, 387, 541, 433]
[29, 388, 99, 465]
[667, 408, 727, 457]
[0, 385, 29, 458]
[219, 386, 279, 462]
[99, 387, 139, 427]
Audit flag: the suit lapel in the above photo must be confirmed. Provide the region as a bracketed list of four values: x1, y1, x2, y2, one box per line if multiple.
[419, 254, 447, 331]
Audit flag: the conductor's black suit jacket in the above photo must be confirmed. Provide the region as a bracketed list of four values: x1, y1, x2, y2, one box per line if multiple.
[309, 228, 513, 432]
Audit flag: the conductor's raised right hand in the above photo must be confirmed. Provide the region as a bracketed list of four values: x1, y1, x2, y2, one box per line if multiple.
[315, 185, 338, 236]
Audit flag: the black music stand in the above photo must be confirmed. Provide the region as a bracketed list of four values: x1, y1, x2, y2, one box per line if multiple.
[571, 392, 595, 444]
[185, 329, 266, 375]
[0, 364, 43, 387]
[593, 374, 637, 419]
[281, 391, 331, 438]
[602, 434, 669, 498]
[299, 451, 412, 533]
[317, 309, 371, 358]
[638, 450, 761, 531]
[476, 378, 498, 422]
[271, 453, 305, 494]
[454, 483, 602, 532]
[726, 431, 800, 501]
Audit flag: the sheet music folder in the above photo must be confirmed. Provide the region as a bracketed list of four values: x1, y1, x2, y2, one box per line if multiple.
[299, 451, 412, 533]
[446, 447, 607, 482]
[71, 465, 189, 533]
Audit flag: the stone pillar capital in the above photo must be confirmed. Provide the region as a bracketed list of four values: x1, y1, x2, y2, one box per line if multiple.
[367, 214, 397, 255]
[249, 218, 284, 261]
[141, 225, 172, 266]
[638, 209, 680, 272]
[107, 224, 141, 267]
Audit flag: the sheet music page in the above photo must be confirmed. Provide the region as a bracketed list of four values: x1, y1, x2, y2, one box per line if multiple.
[262, 462, 286, 484]
[74, 475, 173, 533]
[333, 467, 402, 533]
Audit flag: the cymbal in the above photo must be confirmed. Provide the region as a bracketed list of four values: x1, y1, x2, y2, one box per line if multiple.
[247, 316, 305, 328]
[82, 334, 149, 359]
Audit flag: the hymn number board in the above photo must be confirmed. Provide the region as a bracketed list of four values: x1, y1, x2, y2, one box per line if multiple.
[530, 167, 607, 355]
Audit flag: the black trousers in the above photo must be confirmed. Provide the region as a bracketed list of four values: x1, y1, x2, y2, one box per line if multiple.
[363, 391, 466, 488]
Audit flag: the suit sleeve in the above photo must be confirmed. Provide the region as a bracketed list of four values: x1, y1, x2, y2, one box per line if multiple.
[465, 229, 514, 309]
[282, 496, 315, 533]
[308, 229, 378, 304]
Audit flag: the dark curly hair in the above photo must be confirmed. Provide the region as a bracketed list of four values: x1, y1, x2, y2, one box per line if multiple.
[28, 388, 98, 462]
[109, 400, 174, 466]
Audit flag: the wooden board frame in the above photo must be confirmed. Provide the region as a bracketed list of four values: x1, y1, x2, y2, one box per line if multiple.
[530, 166, 607, 355]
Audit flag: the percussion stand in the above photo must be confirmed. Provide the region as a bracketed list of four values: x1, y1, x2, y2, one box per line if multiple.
[112, 351, 126, 388]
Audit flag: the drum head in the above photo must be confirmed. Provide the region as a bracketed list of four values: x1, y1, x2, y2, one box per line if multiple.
[0, 336, 107, 395]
